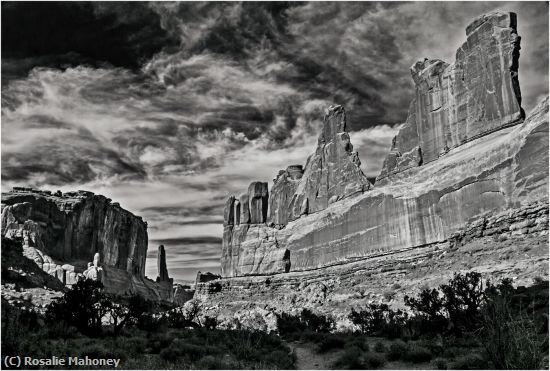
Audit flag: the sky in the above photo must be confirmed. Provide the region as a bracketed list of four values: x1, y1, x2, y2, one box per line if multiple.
[2, 1, 548, 283]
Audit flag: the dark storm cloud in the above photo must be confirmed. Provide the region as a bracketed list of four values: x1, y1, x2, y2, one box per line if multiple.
[1, 2, 178, 81]
[2, 2, 548, 281]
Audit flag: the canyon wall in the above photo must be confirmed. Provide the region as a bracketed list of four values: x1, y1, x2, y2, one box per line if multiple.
[1, 189, 174, 302]
[377, 12, 523, 181]
[1, 189, 147, 276]
[218, 12, 548, 279]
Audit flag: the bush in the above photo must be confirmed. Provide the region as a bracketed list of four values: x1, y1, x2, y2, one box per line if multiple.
[277, 309, 334, 335]
[203, 316, 219, 330]
[332, 346, 364, 369]
[481, 286, 548, 369]
[45, 280, 107, 336]
[449, 353, 487, 370]
[433, 357, 447, 369]
[364, 353, 386, 368]
[195, 355, 226, 369]
[387, 340, 408, 361]
[160, 347, 180, 362]
[300, 309, 334, 333]
[317, 335, 346, 352]
[348, 304, 408, 338]
[405, 346, 432, 363]
[374, 341, 386, 353]
[347, 336, 369, 351]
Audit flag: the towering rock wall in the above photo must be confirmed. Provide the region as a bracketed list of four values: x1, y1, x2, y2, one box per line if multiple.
[218, 12, 548, 279]
[1, 189, 175, 302]
[377, 12, 523, 182]
[221, 105, 371, 277]
[1, 189, 148, 276]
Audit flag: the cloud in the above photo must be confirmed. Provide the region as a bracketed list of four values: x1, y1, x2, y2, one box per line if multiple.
[2, 2, 547, 282]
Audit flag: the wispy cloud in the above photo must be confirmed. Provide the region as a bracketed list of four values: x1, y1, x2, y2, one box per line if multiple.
[2, 2, 547, 282]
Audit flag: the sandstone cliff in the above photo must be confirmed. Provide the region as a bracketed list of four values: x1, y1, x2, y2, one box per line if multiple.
[1, 189, 174, 302]
[216, 12, 548, 283]
[377, 12, 523, 181]
[1, 189, 147, 276]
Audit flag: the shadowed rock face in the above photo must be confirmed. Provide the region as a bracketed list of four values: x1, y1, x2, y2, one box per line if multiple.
[1, 190, 148, 276]
[157, 245, 169, 282]
[378, 12, 523, 183]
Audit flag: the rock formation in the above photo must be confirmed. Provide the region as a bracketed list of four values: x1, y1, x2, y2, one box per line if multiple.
[156, 245, 170, 282]
[221, 103, 371, 276]
[1, 188, 174, 302]
[290, 105, 371, 217]
[1, 189, 147, 276]
[195, 271, 221, 287]
[215, 12, 548, 285]
[377, 12, 523, 182]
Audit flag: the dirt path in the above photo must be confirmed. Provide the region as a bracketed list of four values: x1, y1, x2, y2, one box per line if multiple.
[287, 342, 336, 370]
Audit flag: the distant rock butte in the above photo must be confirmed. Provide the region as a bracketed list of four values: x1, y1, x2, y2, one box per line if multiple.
[377, 12, 523, 182]
[1, 189, 173, 302]
[218, 12, 548, 279]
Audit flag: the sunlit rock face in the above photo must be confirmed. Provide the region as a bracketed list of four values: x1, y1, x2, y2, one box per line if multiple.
[221, 104, 371, 277]
[219, 12, 548, 279]
[377, 12, 523, 182]
[1, 189, 148, 276]
[288, 105, 371, 219]
[1, 189, 175, 302]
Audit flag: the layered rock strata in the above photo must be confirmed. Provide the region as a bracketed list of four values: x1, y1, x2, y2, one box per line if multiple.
[1, 189, 147, 276]
[218, 12, 548, 281]
[1, 189, 174, 302]
[222, 105, 371, 276]
[197, 202, 548, 328]
[377, 12, 524, 182]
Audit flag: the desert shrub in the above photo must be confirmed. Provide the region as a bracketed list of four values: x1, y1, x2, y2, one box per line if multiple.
[433, 357, 448, 369]
[481, 280, 548, 369]
[317, 335, 346, 352]
[195, 355, 227, 369]
[404, 272, 487, 336]
[119, 336, 147, 356]
[203, 315, 219, 330]
[332, 346, 365, 369]
[387, 340, 408, 361]
[374, 341, 386, 352]
[300, 308, 334, 332]
[449, 353, 487, 370]
[405, 345, 432, 363]
[440, 271, 485, 333]
[45, 279, 107, 336]
[276, 312, 306, 336]
[347, 336, 369, 351]
[160, 346, 181, 362]
[277, 309, 334, 335]
[364, 352, 386, 368]
[348, 304, 408, 338]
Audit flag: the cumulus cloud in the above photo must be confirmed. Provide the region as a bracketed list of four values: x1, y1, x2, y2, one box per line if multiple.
[2, 2, 547, 281]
